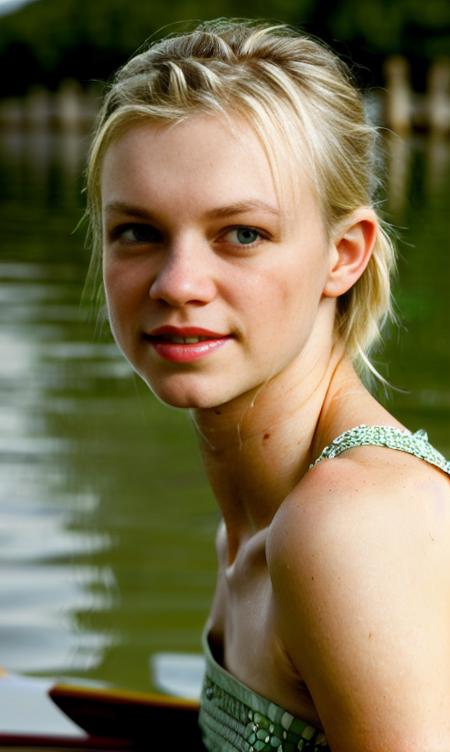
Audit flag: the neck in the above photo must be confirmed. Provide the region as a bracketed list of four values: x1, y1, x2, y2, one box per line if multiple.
[191, 342, 358, 562]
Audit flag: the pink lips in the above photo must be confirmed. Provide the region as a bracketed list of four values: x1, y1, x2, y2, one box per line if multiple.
[145, 326, 231, 363]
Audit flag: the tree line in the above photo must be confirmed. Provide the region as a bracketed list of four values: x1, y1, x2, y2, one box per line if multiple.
[0, 0, 449, 96]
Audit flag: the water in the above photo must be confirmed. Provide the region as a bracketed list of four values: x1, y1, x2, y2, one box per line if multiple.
[0, 127, 449, 693]
[381, 132, 450, 450]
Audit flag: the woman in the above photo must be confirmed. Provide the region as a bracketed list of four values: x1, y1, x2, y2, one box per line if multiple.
[85, 20, 450, 751]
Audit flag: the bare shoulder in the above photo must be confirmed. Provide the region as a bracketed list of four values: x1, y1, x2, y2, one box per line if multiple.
[267, 450, 450, 751]
[268, 445, 450, 571]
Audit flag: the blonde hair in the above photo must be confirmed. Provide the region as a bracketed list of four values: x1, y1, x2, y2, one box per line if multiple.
[85, 19, 396, 375]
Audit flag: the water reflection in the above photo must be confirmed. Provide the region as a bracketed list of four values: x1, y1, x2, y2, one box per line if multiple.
[384, 131, 450, 216]
[1, 127, 88, 206]
[0, 127, 448, 691]
[424, 135, 450, 196]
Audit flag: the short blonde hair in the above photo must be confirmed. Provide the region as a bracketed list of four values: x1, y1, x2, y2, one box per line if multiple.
[86, 19, 395, 375]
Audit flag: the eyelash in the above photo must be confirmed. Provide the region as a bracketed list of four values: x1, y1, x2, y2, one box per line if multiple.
[107, 223, 268, 249]
[219, 226, 265, 248]
[108, 223, 162, 244]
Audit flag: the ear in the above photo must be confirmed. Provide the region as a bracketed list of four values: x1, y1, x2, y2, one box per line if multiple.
[323, 208, 378, 298]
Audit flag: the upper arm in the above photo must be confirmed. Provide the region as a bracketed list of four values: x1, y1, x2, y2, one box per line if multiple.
[268, 461, 450, 752]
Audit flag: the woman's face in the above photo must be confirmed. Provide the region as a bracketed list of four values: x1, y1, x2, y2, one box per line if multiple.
[100, 114, 334, 409]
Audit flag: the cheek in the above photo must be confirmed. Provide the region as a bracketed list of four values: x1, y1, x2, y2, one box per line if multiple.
[102, 261, 141, 346]
[102, 264, 123, 324]
[242, 255, 328, 364]
[247, 259, 323, 321]
[103, 258, 144, 311]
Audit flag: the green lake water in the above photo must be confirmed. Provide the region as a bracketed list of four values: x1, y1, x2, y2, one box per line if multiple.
[0, 127, 449, 692]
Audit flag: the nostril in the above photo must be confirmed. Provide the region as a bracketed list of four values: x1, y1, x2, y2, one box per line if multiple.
[148, 264, 216, 306]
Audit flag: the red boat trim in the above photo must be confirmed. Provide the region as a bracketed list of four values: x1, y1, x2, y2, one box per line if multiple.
[0, 732, 132, 749]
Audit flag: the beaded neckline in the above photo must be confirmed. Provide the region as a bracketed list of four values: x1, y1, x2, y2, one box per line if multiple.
[310, 424, 450, 475]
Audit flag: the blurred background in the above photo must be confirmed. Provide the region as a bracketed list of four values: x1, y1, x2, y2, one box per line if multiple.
[0, 0, 449, 693]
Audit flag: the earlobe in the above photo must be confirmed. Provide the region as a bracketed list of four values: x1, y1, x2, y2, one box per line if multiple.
[323, 209, 378, 298]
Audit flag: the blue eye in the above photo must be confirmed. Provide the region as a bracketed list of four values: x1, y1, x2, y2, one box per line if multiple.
[224, 227, 261, 246]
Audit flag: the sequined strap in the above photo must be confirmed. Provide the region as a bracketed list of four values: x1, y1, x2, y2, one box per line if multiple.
[310, 425, 450, 474]
[199, 632, 329, 751]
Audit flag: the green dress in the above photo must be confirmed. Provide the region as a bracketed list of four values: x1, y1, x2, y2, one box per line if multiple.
[199, 425, 450, 752]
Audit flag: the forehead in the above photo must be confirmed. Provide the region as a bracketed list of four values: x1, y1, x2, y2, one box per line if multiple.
[100, 113, 319, 221]
[101, 115, 274, 207]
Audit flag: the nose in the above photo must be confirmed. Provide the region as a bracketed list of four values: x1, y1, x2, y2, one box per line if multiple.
[148, 243, 217, 307]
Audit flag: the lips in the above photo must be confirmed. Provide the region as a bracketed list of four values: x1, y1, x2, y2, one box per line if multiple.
[144, 326, 231, 363]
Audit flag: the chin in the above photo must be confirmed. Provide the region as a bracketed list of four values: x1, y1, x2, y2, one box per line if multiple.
[139, 372, 231, 410]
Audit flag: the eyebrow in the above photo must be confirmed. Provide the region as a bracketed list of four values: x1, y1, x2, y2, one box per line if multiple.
[104, 201, 156, 220]
[204, 200, 280, 219]
[104, 199, 280, 220]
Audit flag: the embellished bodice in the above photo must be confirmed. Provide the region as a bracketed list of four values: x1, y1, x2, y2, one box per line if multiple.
[200, 630, 329, 751]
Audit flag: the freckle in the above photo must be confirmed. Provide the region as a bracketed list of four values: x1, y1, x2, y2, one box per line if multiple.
[368, 632, 373, 639]
[263, 432, 270, 440]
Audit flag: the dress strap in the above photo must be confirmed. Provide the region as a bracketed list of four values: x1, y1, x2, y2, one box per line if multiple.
[310, 425, 450, 475]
